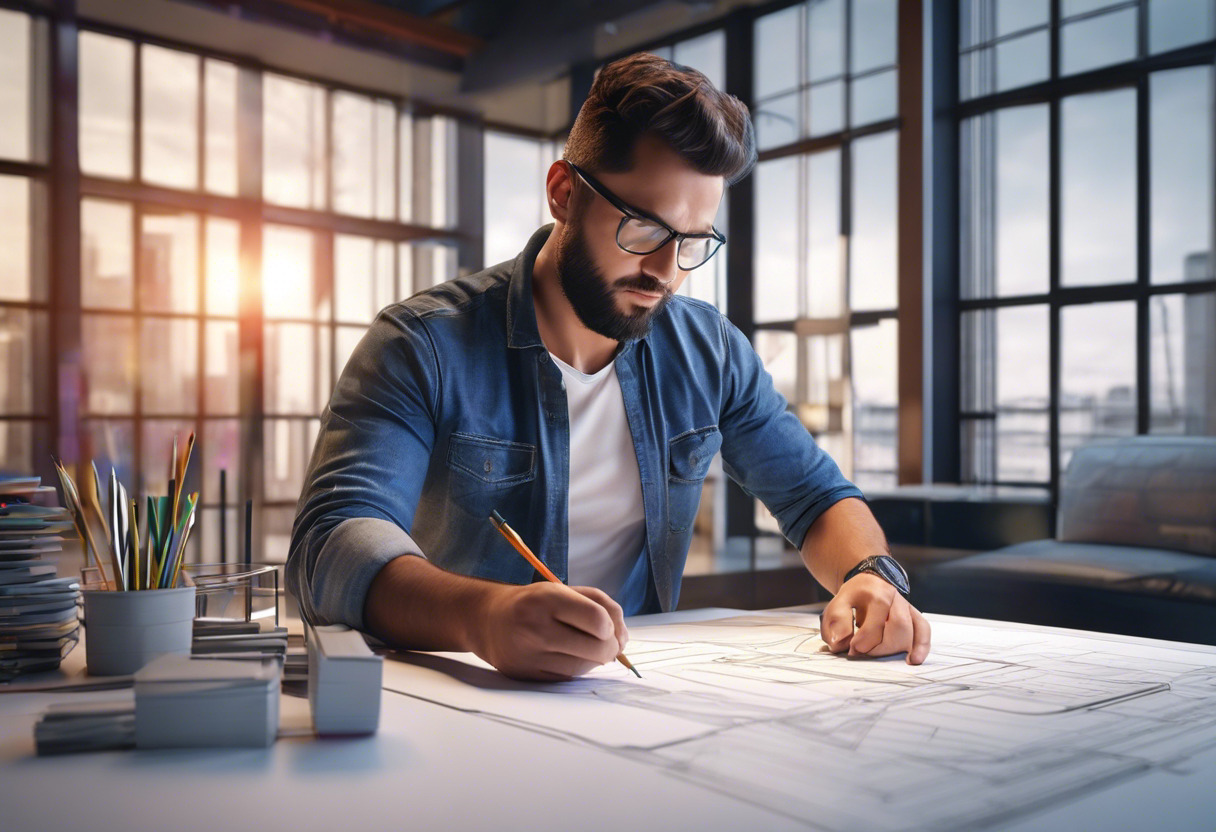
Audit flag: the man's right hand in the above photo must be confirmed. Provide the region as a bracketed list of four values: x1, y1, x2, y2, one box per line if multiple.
[472, 582, 628, 682]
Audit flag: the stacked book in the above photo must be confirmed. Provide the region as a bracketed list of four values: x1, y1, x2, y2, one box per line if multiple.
[0, 477, 81, 681]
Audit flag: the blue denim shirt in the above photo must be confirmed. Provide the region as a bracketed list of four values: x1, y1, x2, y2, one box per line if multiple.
[287, 224, 863, 629]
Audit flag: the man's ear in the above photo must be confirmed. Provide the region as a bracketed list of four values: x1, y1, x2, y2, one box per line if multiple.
[545, 160, 575, 224]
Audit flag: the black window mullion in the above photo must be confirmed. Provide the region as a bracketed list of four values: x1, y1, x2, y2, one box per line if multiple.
[1135, 72, 1151, 434]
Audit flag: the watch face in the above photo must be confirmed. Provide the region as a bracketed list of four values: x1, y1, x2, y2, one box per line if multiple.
[872, 556, 910, 595]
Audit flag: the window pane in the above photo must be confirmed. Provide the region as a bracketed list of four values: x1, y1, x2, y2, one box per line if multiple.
[753, 156, 799, 323]
[754, 330, 797, 405]
[0, 10, 31, 162]
[263, 225, 316, 320]
[204, 320, 239, 415]
[997, 0, 1049, 36]
[754, 91, 800, 151]
[204, 60, 238, 196]
[850, 0, 898, 75]
[264, 323, 316, 414]
[264, 419, 311, 502]
[263, 505, 300, 563]
[141, 212, 199, 314]
[399, 242, 414, 298]
[850, 68, 897, 127]
[263, 75, 326, 209]
[1061, 8, 1138, 76]
[336, 325, 364, 380]
[673, 30, 725, 90]
[375, 100, 396, 221]
[202, 419, 239, 504]
[82, 199, 134, 310]
[807, 0, 844, 83]
[1151, 293, 1216, 433]
[962, 106, 1050, 299]
[0, 175, 30, 301]
[801, 333, 846, 434]
[851, 318, 898, 490]
[0, 308, 46, 414]
[205, 217, 240, 316]
[83, 420, 135, 488]
[424, 116, 456, 229]
[333, 91, 374, 218]
[996, 32, 1049, 92]
[807, 81, 844, 137]
[198, 507, 239, 564]
[1062, 89, 1136, 287]
[141, 45, 199, 189]
[79, 32, 134, 179]
[335, 234, 374, 324]
[484, 132, 549, 266]
[399, 112, 414, 223]
[1151, 67, 1213, 286]
[755, 5, 800, 100]
[1150, 0, 1216, 53]
[1062, 0, 1127, 15]
[82, 314, 136, 414]
[140, 318, 198, 415]
[142, 420, 200, 498]
[1061, 302, 1137, 467]
[849, 132, 898, 311]
[375, 240, 396, 312]
[998, 306, 1049, 482]
[807, 149, 843, 318]
[0, 420, 33, 473]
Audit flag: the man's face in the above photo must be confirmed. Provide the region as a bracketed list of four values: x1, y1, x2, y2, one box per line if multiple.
[553, 135, 725, 341]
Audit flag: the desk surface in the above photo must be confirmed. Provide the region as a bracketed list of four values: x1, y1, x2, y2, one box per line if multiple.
[3, 606, 1216, 832]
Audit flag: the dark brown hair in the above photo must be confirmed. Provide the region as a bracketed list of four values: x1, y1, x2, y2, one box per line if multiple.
[563, 52, 756, 186]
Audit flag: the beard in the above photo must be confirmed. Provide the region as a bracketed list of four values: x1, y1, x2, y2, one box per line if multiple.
[553, 221, 673, 342]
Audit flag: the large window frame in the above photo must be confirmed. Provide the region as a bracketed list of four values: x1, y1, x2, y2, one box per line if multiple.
[953, 0, 1216, 498]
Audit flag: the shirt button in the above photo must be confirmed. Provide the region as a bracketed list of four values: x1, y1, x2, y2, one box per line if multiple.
[484, 459, 493, 473]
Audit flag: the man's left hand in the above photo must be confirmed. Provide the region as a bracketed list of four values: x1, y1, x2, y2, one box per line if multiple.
[819, 572, 932, 665]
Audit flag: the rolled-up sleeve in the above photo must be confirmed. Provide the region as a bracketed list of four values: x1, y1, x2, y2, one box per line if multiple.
[286, 307, 439, 629]
[717, 315, 865, 550]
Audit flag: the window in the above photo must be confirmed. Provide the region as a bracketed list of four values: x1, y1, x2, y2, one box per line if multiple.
[752, 0, 902, 551]
[958, 0, 1216, 490]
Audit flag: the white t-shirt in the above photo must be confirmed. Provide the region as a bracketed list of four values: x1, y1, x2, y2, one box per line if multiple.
[548, 352, 647, 600]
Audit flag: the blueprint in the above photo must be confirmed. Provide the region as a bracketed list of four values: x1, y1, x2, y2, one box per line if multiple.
[381, 612, 1216, 831]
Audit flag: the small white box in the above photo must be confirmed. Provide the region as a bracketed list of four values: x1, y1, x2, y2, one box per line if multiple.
[307, 624, 382, 736]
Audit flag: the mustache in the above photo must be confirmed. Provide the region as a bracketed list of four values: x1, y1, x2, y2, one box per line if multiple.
[613, 275, 671, 296]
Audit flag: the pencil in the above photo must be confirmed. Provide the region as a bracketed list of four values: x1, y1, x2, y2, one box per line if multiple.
[489, 510, 641, 679]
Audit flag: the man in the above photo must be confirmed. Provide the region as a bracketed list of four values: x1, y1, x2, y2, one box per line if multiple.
[287, 53, 931, 681]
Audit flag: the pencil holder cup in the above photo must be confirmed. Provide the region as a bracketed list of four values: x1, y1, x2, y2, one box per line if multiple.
[82, 587, 196, 676]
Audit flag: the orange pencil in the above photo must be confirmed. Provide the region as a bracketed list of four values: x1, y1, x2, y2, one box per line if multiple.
[490, 510, 641, 678]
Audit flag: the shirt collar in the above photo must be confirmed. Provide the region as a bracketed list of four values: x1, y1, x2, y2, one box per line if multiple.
[504, 222, 646, 357]
[506, 224, 552, 350]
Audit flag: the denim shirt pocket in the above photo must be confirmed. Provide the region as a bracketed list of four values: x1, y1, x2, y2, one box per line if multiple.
[447, 432, 537, 502]
[667, 426, 722, 532]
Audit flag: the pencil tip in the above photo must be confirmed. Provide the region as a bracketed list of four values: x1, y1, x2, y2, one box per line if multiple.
[489, 510, 504, 526]
[631, 666, 642, 679]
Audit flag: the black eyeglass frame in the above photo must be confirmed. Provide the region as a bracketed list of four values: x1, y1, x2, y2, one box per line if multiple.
[564, 160, 726, 271]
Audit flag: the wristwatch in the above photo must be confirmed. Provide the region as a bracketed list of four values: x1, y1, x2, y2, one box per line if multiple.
[842, 555, 910, 597]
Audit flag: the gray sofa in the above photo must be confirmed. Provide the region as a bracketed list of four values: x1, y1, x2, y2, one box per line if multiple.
[912, 436, 1216, 644]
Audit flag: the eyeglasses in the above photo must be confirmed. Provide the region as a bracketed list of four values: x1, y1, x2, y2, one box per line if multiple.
[564, 160, 726, 271]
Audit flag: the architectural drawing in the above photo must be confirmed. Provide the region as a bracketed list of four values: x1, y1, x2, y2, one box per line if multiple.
[381, 612, 1216, 831]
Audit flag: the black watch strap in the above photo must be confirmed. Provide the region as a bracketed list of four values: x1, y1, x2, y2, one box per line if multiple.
[842, 555, 910, 597]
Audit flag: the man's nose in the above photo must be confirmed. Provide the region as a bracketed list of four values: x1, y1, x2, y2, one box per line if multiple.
[639, 240, 681, 285]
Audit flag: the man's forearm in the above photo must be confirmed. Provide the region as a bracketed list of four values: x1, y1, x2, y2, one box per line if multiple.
[799, 497, 889, 594]
[363, 555, 500, 653]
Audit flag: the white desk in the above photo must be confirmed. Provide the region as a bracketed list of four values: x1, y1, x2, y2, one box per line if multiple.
[3, 607, 1216, 832]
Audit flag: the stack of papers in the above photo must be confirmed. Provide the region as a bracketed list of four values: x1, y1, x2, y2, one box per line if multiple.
[34, 697, 136, 756]
[0, 478, 81, 681]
